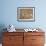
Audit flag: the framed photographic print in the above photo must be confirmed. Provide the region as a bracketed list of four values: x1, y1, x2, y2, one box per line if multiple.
[17, 7, 35, 22]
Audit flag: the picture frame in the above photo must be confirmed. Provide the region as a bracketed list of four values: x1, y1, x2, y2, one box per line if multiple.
[17, 7, 35, 22]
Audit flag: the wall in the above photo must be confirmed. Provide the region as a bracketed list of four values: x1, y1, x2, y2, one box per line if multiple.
[0, 0, 46, 29]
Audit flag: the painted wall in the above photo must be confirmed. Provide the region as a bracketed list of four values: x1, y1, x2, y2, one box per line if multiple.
[0, 0, 46, 30]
